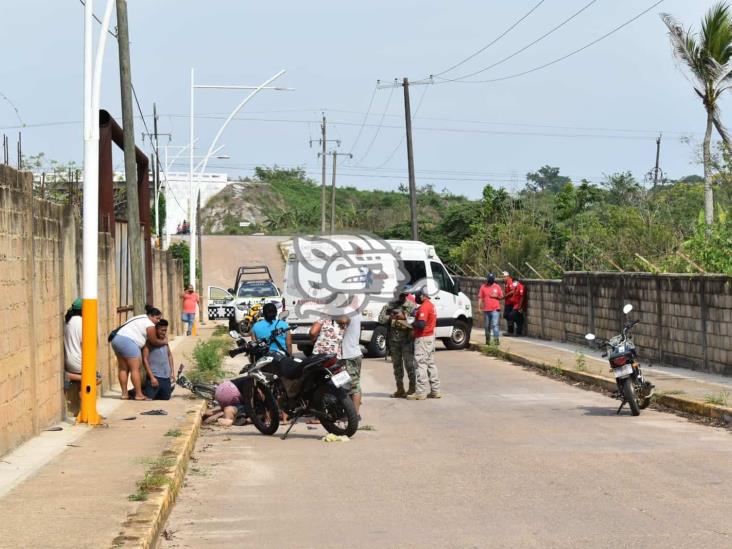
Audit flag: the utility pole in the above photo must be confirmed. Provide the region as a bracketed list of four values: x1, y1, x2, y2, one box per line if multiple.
[116, 0, 145, 315]
[310, 115, 339, 234]
[403, 77, 419, 240]
[377, 76, 433, 240]
[142, 103, 170, 247]
[326, 150, 353, 234]
[197, 190, 205, 324]
[653, 134, 661, 187]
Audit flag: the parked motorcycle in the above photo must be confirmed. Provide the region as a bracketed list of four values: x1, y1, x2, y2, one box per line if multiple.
[585, 304, 654, 416]
[228, 314, 359, 438]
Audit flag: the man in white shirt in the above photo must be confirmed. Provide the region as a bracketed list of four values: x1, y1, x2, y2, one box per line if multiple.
[338, 313, 363, 415]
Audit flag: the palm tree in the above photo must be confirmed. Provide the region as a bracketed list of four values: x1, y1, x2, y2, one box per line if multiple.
[661, 3, 732, 227]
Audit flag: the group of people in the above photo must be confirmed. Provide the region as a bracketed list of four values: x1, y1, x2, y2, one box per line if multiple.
[379, 286, 442, 401]
[479, 272, 526, 346]
[64, 300, 176, 402]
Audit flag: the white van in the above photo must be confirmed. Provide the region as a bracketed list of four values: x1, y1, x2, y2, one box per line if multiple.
[281, 237, 473, 357]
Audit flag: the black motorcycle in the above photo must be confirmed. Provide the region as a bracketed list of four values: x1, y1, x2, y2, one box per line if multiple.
[228, 317, 359, 438]
[585, 304, 654, 416]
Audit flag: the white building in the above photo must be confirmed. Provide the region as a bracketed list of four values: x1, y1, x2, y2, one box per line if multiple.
[162, 171, 229, 240]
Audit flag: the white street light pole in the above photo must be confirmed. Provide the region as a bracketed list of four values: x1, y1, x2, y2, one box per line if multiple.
[188, 69, 293, 291]
[80, 0, 114, 425]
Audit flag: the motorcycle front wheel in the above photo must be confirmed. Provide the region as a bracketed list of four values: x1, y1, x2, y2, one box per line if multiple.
[241, 378, 280, 435]
[314, 385, 358, 437]
[622, 377, 641, 416]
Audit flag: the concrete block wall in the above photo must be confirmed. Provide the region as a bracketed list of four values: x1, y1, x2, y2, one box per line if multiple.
[458, 271, 732, 377]
[0, 165, 184, 456]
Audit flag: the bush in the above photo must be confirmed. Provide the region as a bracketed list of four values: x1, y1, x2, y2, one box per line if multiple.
[189, 339, 228, 383]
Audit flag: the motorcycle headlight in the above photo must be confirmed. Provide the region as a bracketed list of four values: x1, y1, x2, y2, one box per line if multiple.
[236, 303, 247, 311]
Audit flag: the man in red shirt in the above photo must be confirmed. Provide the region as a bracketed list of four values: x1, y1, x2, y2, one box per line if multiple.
[502, 271, 517, 336]
[513, 278, 526, 336]
[478, 273, 504, 345]
[407, 289, 441, 400]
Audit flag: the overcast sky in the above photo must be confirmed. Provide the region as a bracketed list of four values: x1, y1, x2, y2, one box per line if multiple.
[0, 0, 726, 199]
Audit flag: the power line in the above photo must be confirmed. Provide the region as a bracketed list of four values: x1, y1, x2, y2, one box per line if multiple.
[437, 0, 602, 83]
[432, 0, 547, 78]
[353, 84, 395, 165]
[373, 85, 430, 169]
[346, 84, 378, 158]
[435, 0, 666, 84]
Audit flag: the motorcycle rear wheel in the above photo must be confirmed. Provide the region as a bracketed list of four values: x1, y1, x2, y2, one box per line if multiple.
[241, 379, 280, 435]
[622, 377, 641, 416]
[314, 385, 358, 437]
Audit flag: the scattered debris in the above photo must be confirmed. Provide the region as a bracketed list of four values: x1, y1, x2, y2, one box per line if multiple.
[140, 409, 168, 416]
[44, 426, 63, 432]
[162, 529, 176, 541]
[358, 425, 376, 431]
[321, 434, 350, 443]
[122, 416, 137, 421]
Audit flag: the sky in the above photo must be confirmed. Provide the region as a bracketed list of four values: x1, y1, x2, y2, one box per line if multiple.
[0, 0, 727, 200]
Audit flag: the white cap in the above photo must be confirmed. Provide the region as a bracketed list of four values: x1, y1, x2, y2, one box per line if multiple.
[502, 271, 510, 277]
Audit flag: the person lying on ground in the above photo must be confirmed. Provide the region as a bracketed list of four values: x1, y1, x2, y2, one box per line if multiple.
[141, 319, 175, 400]
[213, 378, 249, 426]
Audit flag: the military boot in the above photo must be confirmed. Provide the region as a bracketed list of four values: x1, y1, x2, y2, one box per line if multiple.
[391, 383, 407, 398]
[406, 382, 416, 396]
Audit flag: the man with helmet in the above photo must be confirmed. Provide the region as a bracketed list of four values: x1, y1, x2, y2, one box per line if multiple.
[478, 273, 504, 346]
[407, 287, 441, 400]
[378, 286, 417, 398]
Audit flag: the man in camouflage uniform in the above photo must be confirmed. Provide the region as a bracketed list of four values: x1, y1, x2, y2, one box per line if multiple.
[378, 289, 417, 398]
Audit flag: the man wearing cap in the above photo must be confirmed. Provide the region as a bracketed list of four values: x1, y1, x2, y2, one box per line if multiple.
[64, 298, 102, 386]
[407, 289, 441, 400]
[378, 287, 417, 398]
[478, 273, 504, 345]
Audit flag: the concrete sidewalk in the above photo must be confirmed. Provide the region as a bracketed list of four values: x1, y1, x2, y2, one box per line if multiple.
[470, 334, 732, 417]
[0, 325, 216, 549]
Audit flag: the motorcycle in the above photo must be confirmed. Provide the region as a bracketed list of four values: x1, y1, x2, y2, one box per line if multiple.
[585, 304, 654, 416]
[228, 314, 359, 438]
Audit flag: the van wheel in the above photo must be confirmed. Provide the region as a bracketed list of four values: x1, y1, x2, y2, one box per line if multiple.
[367, 326, 387, 358]
[443, 319, 470, 350]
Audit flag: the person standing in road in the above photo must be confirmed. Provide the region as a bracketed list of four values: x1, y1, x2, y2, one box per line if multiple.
[378, 288, 417, 398]
[513, 278, 527, 336]
[339, 311, 363, 415]
[407, 289, 441, 401]
[181, 285, 200, 336]
[502, 271, 517, 336]
[478, 273, 504, 346]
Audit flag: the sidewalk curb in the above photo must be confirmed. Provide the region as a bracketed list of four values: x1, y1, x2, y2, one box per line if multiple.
[113, 399, 207, 548]
[469, 343, 732, 424]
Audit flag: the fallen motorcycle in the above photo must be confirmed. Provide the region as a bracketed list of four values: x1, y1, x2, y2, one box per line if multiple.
[585, 304, 654, 416]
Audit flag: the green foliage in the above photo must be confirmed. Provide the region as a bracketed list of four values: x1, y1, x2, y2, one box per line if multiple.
[188, 339, 228, 383]
[169, 241, 200, 287]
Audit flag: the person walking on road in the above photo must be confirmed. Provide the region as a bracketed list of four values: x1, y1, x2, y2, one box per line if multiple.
[181, 285, 200, 336]
[478, 273, 504, 346]
[378, 288, 417, 398]
[407, 289, 441, 401]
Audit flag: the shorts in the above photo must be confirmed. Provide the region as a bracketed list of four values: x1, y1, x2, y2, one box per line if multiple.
[339, 357, 362, 396]
[111, 335, 141, 359]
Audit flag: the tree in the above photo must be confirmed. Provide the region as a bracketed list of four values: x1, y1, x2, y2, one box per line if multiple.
[662, 3, 732, 227]
[525, 166, 571, 194]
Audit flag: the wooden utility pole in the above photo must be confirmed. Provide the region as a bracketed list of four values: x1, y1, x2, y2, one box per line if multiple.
[329, 150, 353, 234]
[320, 116, 327, 233]
[116, 0, 145, 315]
[197, 190, 205, 324]
[403, 77, 419, 240]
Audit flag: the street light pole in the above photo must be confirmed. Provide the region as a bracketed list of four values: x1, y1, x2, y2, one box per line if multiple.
[187, 69, 293, 291]
[79, 0, 114, 425]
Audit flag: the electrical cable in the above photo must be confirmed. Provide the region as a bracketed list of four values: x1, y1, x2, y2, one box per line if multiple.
[438, 0, 601, 83]
[432, 0, 547, 78]
[372, 85, 430, 170]
[346, 84, 378, 160]
[437, 0, 666, 84]
[353, 85, 395, 166]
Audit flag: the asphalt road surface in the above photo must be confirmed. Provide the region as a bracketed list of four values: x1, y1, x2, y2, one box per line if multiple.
[161, 350, 732, 548]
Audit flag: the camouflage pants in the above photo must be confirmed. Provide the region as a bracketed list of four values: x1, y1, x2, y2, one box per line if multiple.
[391, 338, 416, 388]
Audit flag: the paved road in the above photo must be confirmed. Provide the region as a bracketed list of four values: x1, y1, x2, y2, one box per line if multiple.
[161, 350, 732, 548]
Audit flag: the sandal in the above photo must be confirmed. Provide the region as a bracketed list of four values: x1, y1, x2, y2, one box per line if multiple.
[140, 409, 168, 416]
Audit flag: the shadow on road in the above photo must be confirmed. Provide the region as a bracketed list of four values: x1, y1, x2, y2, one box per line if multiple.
[577, 405, 617, 417]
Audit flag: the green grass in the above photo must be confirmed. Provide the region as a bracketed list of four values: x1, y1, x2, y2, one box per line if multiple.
[358, 425, 376, 431]
[575, 352, 587, 372]
[128, 457, 176, 501]
[212, 324, 229, 337]
[187, 339, 229, 383]
[164, 429, 182, 437]
[704, 391, 730, 407]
